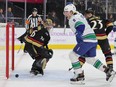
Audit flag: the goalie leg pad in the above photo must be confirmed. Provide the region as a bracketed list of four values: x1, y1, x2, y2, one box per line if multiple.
[25, 43, 38, 59]
[31, 58, 47, 75]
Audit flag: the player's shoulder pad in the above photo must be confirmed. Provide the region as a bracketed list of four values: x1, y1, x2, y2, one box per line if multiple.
[89, 16, 100, 21]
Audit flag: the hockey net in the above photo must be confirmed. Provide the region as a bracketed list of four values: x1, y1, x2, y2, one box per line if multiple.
[0, 23, 14, 79]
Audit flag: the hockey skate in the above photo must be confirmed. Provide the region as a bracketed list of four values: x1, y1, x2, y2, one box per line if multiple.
[106, 65, 116, 82]
[70, 72, 85, 85]
[30, 66, 44, 76]
[30, 70, 42, 76]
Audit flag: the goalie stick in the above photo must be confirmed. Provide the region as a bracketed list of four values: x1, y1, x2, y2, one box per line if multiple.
[17, 43, 23, 53]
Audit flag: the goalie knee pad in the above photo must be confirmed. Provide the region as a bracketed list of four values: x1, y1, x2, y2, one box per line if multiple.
[31, 58, 47, 75]
[32, 58, 47, 70]
[25, 43, 38, 59]
[32, 59, 42, 69]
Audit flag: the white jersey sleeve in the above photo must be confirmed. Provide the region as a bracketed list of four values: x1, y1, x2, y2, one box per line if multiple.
[69, 12, 97, 43]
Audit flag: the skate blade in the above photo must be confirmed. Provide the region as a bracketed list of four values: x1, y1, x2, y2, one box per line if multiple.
[30, 73, 43, 77]
[70, 81, 85, 85]
[108, 71, 116, 82]
[30, 71, 43, 77]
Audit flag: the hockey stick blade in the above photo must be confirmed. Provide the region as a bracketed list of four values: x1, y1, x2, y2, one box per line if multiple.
[17, 44, 23, 53]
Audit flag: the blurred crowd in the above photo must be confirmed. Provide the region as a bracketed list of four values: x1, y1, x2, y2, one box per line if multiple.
[0, 0, 116, 27]
[0, 7, 14, 23]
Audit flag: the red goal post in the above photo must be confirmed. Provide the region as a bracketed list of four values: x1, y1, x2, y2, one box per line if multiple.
[0, 23, 15, 79]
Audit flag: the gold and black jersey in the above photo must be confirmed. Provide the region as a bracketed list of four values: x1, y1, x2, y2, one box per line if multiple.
[87, 16, 113, 40]
[25, 27, 50, 48]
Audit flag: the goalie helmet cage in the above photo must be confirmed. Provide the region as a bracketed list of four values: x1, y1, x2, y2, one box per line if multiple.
[0, 23, 15, 79]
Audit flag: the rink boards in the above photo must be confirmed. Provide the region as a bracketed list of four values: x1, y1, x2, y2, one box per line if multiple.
[3, 28, 116, 50]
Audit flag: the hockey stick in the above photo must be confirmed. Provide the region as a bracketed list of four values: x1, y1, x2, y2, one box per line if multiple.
[63, 0, 67, 34]
[64, 24, 66, 34]
[63, 17, 66, 34]
[17, 44, 23, 53]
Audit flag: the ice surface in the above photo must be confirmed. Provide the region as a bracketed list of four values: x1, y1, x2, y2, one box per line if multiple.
[0, 49, 116, 87]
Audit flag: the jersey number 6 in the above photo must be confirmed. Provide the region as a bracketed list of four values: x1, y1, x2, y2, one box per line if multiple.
[30, 30, 38, 37]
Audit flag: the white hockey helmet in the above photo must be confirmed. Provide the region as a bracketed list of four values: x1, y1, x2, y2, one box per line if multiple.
[114, 21, 116, 25]
[64, 4, 76, 12]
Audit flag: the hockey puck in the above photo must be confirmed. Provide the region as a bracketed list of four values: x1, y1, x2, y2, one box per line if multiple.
[15, 74, 19, 78]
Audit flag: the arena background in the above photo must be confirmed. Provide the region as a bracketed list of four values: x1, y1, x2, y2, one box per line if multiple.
[0, 0, 116, 49]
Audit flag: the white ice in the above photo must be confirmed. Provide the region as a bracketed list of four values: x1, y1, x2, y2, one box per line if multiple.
[0, 49, 116, 87]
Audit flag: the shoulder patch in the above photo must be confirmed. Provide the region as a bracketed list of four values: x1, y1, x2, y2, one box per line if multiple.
[73, 19, 76, 22]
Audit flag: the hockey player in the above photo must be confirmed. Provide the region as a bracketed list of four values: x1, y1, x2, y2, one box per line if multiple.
[17, 8, 42, 53]
[78, 9, 116, 81]
[63, 4, 116, 84]
[23, 19, 53, 75]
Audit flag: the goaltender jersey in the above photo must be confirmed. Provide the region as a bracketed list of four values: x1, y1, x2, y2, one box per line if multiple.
[25, 24, 50, 48]
[87, 16, 113, 40]
[23, 21, 53, 75]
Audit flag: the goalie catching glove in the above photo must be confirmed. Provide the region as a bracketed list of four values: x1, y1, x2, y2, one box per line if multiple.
[40, 46, 53, 59]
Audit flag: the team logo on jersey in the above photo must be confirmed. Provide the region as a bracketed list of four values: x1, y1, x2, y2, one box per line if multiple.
[73, 19, 76, 22]
[40, 36, 44, 41]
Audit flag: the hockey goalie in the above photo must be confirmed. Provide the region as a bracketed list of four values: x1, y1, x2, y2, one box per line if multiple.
[18, 19, 53, 75]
